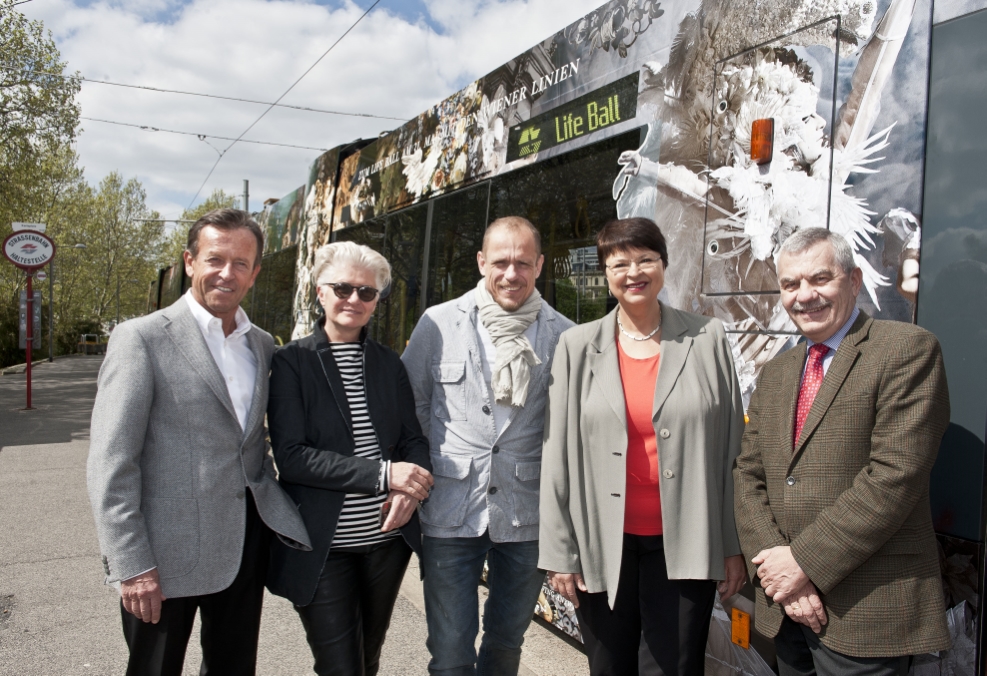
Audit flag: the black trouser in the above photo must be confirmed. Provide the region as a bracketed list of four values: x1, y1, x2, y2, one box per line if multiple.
[121, 492, 272, 676]
[295, 536, 412, 676]
[776, 617, 911, 676]
[575, 534, 717, 676]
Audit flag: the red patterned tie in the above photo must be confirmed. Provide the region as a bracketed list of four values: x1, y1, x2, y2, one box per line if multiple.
[793, 344, 830, 449]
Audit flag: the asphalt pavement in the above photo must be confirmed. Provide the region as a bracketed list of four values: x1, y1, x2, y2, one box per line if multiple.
[0, 355, 587, 675]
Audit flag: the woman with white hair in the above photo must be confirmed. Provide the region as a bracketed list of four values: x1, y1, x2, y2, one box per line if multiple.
[266, 241, 434, 676]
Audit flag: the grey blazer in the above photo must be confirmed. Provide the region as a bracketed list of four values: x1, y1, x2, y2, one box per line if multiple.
[538, 303, 744, 607]
[402, 290, 574, 543]
[87, 298, 311, 599]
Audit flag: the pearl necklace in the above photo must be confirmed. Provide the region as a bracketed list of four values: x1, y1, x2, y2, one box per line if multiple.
[617, 308, 661, 341]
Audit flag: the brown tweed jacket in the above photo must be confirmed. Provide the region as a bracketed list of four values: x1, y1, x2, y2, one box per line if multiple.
[734, 312, 951, 657]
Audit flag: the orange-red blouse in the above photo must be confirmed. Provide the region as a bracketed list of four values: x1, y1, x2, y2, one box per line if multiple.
[617, 339, 663, 536]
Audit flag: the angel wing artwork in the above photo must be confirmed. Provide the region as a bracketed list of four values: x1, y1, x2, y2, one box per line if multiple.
[402, 134, 444, 201]
[612, 0, 922, 404]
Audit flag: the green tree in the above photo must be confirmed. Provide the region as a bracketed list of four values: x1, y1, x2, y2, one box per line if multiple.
[0, 1, 81, 229]
[0, 4, 171, 367]
[75, 173, 163, 327]
[159, 188, 241, 266]
[0, 2, 83, 367]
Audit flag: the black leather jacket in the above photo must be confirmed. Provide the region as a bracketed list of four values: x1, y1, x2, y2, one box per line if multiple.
[266, 319, 431, 606]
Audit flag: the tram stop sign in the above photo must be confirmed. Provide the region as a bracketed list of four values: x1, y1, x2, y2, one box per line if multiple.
[3, 230, 56, 270]
[3, 228, 55, 411]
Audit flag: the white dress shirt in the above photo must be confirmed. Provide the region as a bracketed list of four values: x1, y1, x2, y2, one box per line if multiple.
[476, 319, 539, 435]
[185, 291, 258, 429]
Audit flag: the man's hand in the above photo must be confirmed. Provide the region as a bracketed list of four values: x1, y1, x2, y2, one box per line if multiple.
[782, 581, 828, 634]
[718, 555, 747, 601]
[752, 546, 810, 602]
[381, 491, 417, 532]
[546, 571, 587, 608]
[389, 462, 434, 501]
[755, 548, 827, 633]
[120, 568, 166, 624]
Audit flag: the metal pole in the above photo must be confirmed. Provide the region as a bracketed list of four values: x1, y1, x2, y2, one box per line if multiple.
[243, 179, 249, 214]
[48, 259, 54, 362]
[116, 276, 120, 326]
[25, 272, 33, 410]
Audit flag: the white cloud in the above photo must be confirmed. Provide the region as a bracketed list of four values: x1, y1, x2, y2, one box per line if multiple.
[20, 0, 606, 217]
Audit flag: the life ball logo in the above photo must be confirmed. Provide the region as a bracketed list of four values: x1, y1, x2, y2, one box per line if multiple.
[3, 231, 56, 269]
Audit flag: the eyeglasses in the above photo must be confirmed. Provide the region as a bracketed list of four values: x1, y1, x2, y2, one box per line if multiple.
[321, 282, 380, 302]
[605, 257, 662, 276]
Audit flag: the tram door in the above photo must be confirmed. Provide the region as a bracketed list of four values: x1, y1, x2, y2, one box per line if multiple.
[380, 205, 428, 354]
[423, 183, 490, 310]
[333, 205, 429, 355]
[918, 7, 987, 672]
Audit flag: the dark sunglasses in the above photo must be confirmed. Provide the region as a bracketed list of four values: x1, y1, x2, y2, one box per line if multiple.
[322, 282, 380, 302]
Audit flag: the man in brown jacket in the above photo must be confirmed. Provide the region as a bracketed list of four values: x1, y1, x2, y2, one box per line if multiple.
[735, 227, 951, 675]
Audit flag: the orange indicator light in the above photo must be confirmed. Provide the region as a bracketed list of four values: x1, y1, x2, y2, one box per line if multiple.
[751, 118, 774, 164]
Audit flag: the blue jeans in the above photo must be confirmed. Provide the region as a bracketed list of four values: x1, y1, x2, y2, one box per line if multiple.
[422, 533, 544, 676]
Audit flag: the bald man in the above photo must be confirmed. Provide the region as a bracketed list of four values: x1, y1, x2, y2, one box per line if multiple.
[402, 217, 574, 676]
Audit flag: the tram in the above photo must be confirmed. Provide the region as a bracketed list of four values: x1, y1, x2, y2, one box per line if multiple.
[150, 0, 987, 672]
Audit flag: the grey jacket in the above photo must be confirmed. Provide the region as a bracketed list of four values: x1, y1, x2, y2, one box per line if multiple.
[538, 304, 744, 607]
[87, 299, 311, 599]
[402, 290, 573, 542]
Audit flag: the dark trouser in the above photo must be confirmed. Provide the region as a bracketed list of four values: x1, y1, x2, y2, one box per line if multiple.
[121, 492, 271, 676]
[776, 617, 910, 676]
[421, 533, 545, 676]
[295, 536, 412, 676]
[574, 534, 716, 676]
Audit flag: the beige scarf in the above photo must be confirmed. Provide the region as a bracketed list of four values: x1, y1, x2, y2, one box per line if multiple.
[475, 278, 542, 407]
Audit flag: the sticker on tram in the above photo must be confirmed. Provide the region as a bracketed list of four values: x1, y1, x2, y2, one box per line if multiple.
[507, 72, 639, 162]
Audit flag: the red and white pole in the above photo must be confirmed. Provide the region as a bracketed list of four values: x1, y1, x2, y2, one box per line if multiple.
[3, 230, 55, 411]
[25, 270, 33, 410]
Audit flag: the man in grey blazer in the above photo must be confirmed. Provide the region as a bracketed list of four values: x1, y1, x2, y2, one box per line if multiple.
[88, 209, 310, 676]
[402, 217, 574, 676]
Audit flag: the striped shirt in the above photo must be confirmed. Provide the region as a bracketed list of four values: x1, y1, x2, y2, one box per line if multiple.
[328, 342, 398, 548]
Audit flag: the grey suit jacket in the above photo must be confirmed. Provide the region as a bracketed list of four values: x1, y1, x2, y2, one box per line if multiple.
[538, 304, 745, 607]
[87, 298, 311, 599]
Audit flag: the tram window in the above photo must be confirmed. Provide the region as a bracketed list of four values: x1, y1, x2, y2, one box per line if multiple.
[425, 183, 490, 308]
[334, 219, 386, 252]
[379, 205, 428, 354]
[489, 129, 642, 324]
[919, 7, 987, 542]
[158, 264, 185, 309]
[247, 245, 297, 345]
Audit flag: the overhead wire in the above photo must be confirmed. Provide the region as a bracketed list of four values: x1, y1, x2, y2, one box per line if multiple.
[185, 0, 383, 209]
[0, 64, 405, 121]
[80, 116, 331, 151]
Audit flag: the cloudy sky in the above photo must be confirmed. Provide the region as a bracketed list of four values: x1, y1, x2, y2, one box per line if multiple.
[20, 0, 607, 219]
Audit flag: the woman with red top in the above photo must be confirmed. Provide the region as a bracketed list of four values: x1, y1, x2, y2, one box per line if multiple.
[538, 217, 747, 675]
